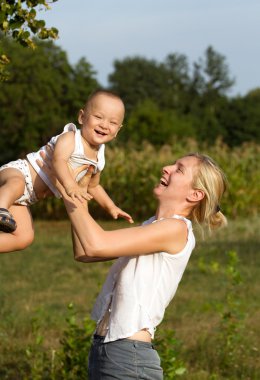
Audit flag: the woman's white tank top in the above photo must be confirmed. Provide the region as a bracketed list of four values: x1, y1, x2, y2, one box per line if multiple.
[91, 215, 195, 343]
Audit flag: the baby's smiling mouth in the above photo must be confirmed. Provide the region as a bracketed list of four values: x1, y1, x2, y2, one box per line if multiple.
[95, 129, 107, 136]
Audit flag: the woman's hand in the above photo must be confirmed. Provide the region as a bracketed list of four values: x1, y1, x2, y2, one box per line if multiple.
[64, 183, 93, 202]
[37, 146, 92, 201]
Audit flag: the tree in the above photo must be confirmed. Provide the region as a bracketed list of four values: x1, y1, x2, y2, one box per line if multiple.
[119, 98, 195, 146]
[108, 49, 234, 144]
[187, 46, 235, 142]
[108, 56, 165, 113]
[159, 53, 192, 113]
[190, 46, 235, 98]
[217, 90, 260, 146]
[0, 0, 59, 80]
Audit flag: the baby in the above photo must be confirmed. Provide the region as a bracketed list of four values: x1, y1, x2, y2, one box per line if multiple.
[0, 90, 133, 253]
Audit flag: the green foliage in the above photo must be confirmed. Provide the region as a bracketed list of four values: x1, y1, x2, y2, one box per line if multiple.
[0, 0, 58, 79]
[0, 36, 259, 155]
[0, 51, 10, 81]
[3, 4, 255, 147]
[30, 140, 260, 221]
[86, 140, 260, 221]
[193, 45, 235, 96]
[0, 38, 66, 161]
[108, 56, 164, 113]
[216, 251, 245, 374]
[109, 47, 234, 114]
[0, 218, 259, 379]
[216, 93, 260, 146]
[108, 46, 245, 146]
[162, 53, 190, 111]
[24, 316, 52, 380]
[155, 329, 186, 379]
[119, 98, 196, 145]
[19, 304, 95, 379]
[57, 304, 95, 379]
[196, 250, 247, 379]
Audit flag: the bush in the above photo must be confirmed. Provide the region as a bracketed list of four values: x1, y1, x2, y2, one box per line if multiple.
[31, 140, 260, 221]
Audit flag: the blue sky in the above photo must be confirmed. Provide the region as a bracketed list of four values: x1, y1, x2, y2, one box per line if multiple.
[42, 0, 260, 96]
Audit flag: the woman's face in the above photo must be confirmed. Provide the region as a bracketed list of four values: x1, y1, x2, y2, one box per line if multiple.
[153, 156, 199, 202]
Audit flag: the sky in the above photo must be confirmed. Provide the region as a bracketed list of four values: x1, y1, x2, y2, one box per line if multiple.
[41, 0, 260, 97]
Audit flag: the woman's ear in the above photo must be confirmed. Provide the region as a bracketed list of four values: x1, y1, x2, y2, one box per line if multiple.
[187, 189, 205, 202]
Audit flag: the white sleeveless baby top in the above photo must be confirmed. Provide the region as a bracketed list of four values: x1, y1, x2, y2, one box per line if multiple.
[27, 123, 105, 197]
[91, 215, 195, 343]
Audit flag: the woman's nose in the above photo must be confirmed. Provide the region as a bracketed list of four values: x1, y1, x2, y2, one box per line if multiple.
[163, 165, 172, 174]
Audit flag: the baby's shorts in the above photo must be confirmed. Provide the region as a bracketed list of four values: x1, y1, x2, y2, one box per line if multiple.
[0, 159, 38, 206]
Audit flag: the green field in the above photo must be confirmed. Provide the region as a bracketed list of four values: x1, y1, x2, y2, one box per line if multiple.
[0, 217, 259, 379]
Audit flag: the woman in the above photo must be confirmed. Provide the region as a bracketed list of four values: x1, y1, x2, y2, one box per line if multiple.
[40, 152, 227, 379]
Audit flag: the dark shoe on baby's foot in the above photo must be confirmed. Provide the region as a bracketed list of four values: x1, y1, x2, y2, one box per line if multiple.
[0, 208, 17, 233]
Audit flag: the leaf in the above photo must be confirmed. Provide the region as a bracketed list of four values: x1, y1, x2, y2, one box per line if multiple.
[29, 9, 37, 18]
[175, 367, 186, 375]
[2, 20, 8, 30]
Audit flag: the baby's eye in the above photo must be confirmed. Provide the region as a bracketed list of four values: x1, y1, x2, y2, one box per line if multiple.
[94, 114, 102, 119]
[110, 121, 118, 126]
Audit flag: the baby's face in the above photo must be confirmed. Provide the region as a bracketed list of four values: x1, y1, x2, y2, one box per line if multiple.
[79, 94, 124, 146]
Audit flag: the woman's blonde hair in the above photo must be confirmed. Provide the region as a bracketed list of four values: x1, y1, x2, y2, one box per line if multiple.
[186, 152, 227, 230]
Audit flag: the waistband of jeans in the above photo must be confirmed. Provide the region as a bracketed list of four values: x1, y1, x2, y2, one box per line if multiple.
[93, 334, 153, 348]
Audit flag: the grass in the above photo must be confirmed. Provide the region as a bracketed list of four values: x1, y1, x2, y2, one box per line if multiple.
[0, 217, 259, 379]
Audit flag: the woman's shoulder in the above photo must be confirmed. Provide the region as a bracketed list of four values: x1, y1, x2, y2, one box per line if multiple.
[151, 217, 191, 255]
[157, 216, 188, 233]
[152, 215, 191, 229]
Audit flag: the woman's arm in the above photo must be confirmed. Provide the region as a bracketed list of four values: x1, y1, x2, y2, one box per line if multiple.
[37, 151, 187, 260]
[63, 192, 187, 259]
[72, 226, 116, 262]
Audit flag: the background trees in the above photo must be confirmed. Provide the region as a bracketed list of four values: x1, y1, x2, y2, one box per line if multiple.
[108, 45, 258, 147]
[0, 36, 259, 165]
[0, 35, 259, 219]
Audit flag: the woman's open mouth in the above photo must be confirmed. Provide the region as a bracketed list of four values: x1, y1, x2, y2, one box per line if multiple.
[160, 179, 168, 187]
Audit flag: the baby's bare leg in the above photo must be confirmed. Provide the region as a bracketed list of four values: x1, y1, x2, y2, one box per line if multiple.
[0, 168, 25, 208]
[0, 205, 34, 253]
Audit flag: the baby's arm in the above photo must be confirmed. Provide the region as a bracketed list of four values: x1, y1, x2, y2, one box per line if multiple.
[52, 132, 92, 202]
[88, 172, 134, 224]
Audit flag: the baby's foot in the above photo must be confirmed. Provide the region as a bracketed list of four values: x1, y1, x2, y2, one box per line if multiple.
[0, 208, 17, 233]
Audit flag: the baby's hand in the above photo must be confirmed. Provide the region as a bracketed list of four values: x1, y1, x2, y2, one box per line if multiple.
[65, 184, 93, 203]
[109, 206, 134, 224]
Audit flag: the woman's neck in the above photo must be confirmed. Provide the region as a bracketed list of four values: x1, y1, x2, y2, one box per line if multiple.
[155, 204, 190, 220]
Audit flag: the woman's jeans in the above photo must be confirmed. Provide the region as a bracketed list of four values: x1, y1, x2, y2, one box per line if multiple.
[88, 334, 163, 379]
